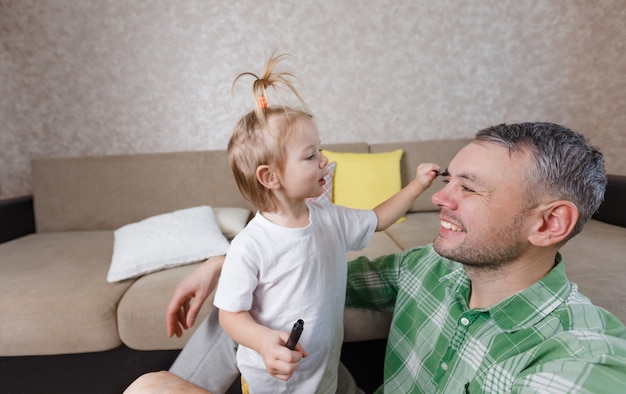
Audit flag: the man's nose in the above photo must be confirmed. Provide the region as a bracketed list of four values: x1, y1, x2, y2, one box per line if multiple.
[432, 185, 455, 209]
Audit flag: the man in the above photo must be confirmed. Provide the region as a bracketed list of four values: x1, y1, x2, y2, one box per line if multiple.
[126, 123, 626, 393]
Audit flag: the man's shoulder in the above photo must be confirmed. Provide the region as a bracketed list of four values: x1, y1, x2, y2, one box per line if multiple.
[517, 293, 626, 377]
[552, 283, 626, 339]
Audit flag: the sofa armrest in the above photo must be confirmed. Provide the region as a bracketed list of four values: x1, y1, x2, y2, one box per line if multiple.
[0, 195, 36, 244]
[592, 174, 626, 228]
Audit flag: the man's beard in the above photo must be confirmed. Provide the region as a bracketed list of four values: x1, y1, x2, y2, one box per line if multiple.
[433, 212, 526, 270]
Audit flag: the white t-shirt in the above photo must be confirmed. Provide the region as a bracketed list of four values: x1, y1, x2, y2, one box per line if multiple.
[214, 201, 377, 393]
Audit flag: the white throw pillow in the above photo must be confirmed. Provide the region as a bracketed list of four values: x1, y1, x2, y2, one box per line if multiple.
[107, 206, 231, 282]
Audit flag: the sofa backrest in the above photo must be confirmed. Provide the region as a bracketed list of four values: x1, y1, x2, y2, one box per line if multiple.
[370, 138, 473, 212]
[32, 142, 369, 232]
[31, 139, 468, 232]
[32, 150, 247, 232]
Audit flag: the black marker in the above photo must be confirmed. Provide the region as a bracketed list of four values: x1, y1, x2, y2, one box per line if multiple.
[285, 319, 304, 350]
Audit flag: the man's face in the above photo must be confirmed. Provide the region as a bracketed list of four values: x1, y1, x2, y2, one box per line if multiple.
[432, 141, 535, 268]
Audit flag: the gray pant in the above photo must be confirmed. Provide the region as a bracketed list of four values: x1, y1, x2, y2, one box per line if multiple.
[169, 309, 363, 394]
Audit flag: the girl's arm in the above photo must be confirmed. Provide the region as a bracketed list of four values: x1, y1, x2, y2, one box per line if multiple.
[374, 163, 440, 231]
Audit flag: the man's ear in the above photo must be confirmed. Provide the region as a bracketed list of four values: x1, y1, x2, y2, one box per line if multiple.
[256, 165, 280, 189]
[528, 201, 579, 246]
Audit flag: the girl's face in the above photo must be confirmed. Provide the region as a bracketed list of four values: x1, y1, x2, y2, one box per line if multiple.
[279, 120, 329, 200]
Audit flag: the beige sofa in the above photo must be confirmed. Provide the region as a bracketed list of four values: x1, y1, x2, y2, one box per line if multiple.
[1, 139, 625, 392]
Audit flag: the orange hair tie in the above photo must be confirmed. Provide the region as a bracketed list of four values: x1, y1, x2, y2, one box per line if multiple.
[259, 96, 268, 109]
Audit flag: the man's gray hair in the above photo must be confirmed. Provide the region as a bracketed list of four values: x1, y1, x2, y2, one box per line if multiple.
[475, 122, 606, 239]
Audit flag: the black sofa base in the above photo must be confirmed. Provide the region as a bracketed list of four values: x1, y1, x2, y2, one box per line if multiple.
[0, 346, 180, 394]
[0, 340, 386, 394]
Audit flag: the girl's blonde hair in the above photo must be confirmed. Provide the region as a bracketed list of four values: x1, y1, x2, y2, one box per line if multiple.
[228, 53, 313, 211]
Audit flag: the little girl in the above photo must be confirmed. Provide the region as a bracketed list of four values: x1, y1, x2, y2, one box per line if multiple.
[214, 53, 440, 393]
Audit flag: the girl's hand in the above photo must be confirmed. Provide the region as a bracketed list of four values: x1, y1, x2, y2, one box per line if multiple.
[260, 329, 308, 381]
[413, 163, 441, 189]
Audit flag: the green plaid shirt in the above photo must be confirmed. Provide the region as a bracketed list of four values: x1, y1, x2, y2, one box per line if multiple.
[345, 244, 626, 393]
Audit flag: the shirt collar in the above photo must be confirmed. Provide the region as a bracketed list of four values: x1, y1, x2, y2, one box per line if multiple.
[442, 253, 571, 332]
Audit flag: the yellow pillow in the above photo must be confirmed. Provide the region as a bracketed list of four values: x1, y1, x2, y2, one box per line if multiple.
[322, 149, 403, 210]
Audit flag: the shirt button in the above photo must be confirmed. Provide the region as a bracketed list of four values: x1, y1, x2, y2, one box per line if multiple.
[460, 317, 470, 326]
[441, 362, 448, 371]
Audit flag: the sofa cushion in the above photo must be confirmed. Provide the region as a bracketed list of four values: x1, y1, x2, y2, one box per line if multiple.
[322, 149, 403, 210]
[343, 308, 392, 342]
[560, 220, 626, 324]
[117, 262, 214, 350]
[31, 146, 366, 233]
[118, 265, 396, 349]
[31, 151, 255, 233]
[118, 231, 404, 350]
[107, 206, 231, 282]
[384, 212, 441, 250]
[347, 231, 404, 262]
[0, 231, 128, 356]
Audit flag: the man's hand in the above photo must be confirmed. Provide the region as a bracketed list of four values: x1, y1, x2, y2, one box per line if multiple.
[166, 255, 226, 338]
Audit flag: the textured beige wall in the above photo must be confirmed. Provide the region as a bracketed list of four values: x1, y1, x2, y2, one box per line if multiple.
[1, 0, 624, 200]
